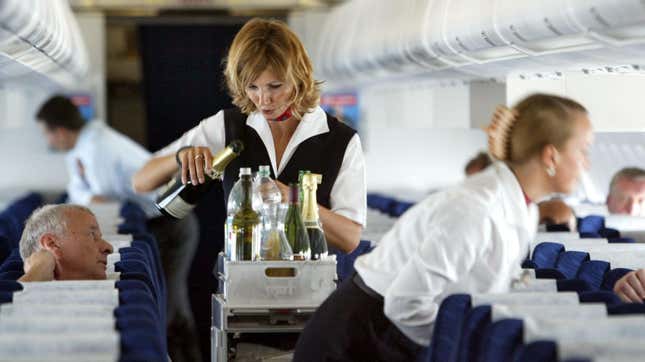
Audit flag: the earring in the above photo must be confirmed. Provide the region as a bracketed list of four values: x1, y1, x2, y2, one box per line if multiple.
[546, 166, 556, 177]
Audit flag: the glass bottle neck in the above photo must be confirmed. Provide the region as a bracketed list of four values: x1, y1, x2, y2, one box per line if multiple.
[302, 186, 319, 223]
[288, 185, 299, 206]
[240, 176, 254, 208]
[206, 146, 239, 179]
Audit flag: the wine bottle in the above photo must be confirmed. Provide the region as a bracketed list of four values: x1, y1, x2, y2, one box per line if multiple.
[232, 168, 261, 261]
[301, 173, 328, 260]
[225, 167, 258, 260]
[156, 140, 244, 219]
[284, 183, 311, 260]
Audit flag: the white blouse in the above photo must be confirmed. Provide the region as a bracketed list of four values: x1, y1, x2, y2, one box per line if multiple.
[354, 162, 539, 346]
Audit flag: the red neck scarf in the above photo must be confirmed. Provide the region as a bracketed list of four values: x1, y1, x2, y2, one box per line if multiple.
[274, 108, 292, 122]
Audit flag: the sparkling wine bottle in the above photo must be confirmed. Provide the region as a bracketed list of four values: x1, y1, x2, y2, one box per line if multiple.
[156, 140, 244, 219]
[301, 173, 328, 260]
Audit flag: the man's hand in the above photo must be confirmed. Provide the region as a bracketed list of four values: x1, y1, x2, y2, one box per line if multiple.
[19, 250, 56, 282]
[614, 269, 645, 303]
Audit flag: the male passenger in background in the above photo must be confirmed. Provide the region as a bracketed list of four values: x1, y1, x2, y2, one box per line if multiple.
[34, 95, 201, 362]
[606, 167, 645, 216]
[464, 151, 493, 176]
[18, 205, 112, 282]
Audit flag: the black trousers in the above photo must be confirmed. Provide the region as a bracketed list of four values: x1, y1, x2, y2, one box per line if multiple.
[147, 212, 201, 362]
[294, 273, 423, 362]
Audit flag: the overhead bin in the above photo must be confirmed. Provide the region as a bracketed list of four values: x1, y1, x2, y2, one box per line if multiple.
[494, 0, 596, 56]
[296, 0, 645, 85]
[0, 0, 88, 88]
[443, 0, 521, 62]
[567, 0, 645, 43]
[424, 0, 468, 66]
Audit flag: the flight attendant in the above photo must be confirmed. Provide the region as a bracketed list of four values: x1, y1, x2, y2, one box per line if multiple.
[294, 94, 594, 361]
[132, 18, 366, 253]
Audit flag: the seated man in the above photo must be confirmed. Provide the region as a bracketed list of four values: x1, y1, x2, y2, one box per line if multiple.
[538, 199, 577, 231]
[18, 204, 113, 282]
[464, 151, 493, 176]
[606, 167, 645, 216]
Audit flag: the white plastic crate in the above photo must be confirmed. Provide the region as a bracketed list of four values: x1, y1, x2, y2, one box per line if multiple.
[219, 256, 337, 309]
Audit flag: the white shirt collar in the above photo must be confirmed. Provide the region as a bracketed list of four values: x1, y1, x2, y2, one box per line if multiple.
[69, 120, 102, 157]
[246, 106, 329, 176]
[494, 161, 539, 246]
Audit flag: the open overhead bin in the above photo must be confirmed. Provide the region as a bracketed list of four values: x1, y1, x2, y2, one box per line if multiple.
[0, 0, 88, 89]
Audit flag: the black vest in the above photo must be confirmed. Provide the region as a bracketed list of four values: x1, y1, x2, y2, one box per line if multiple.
[222, 108, 356, 208]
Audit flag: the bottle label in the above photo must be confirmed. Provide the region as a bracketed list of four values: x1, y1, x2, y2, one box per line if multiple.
[160, 195, 194, 219]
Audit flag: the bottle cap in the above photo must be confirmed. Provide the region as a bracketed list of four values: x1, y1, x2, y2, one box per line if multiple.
[258, 165, 271, 176]
[239, 167, 252, 176]
[228, 140, 244, 154]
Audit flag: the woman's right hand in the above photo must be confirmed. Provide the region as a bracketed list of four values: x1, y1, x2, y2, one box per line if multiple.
[177, 146, 214, 185]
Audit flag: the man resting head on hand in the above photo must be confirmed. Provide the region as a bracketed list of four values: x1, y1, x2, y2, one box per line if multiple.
[18, 205, 113, 282]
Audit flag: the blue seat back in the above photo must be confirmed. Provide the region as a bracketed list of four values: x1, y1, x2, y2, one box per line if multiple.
[531, 242, 564, 269]
[577, 215, 605, 234]
[556, 251, 590, 279]
[480, 318, 523, 362]
[512, 340, 557, 362]
[577, 260, 610, 290]
[556, 279, 593, 292]
[608, 237, 635, 243]
[599, 227, 620, 239]
[545, 223, 571, 232]
[608, 303, 645, 315]
[456, 305, 491, 362]
[335, 240, 373, 282]
[391, 201, 414, 217]
[429, 294, 471, 362]
[579, 291, 623, 306]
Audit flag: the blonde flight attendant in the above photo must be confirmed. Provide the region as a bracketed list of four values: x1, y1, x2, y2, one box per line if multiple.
[133, 18, 367, 253]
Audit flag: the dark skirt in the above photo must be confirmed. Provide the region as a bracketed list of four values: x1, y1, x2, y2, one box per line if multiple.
[294, 273, 423, 362]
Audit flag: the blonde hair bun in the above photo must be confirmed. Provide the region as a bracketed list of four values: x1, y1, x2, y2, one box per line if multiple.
[486, 105, 518, 161]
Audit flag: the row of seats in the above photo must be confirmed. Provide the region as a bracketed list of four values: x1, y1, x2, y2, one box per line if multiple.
[0, 193, 44, 263]
[368, 193, 624, 241]
[0, 199, 167, 361]
[426, 229, 645, 362]
[366, 193, 415, 217]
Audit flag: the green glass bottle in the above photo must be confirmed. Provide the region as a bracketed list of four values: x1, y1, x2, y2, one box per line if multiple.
[298, 170, 310, 215]
[284, 183, 311, 260]
[301, 173, 328, 260]
[232, 169, 261, 261]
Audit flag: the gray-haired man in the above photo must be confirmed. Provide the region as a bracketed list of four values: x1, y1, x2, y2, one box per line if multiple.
[19, 204, 113, 282]
[607, 167, 645, 216]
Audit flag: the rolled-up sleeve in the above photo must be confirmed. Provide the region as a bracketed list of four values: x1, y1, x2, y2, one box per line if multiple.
[383, 204, 491, 346]
[329, 134, 367, 226]
[154, 111, 226, 156]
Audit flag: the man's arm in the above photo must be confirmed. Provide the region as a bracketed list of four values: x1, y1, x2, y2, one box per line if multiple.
[18, 250, 56, 282]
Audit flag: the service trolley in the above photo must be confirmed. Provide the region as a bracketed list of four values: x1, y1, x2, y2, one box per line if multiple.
[211, 254, 337, 361]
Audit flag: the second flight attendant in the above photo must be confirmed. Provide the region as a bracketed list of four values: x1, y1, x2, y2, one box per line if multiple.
[132, 18, 366, 253]
[294, 94, 594, 361]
